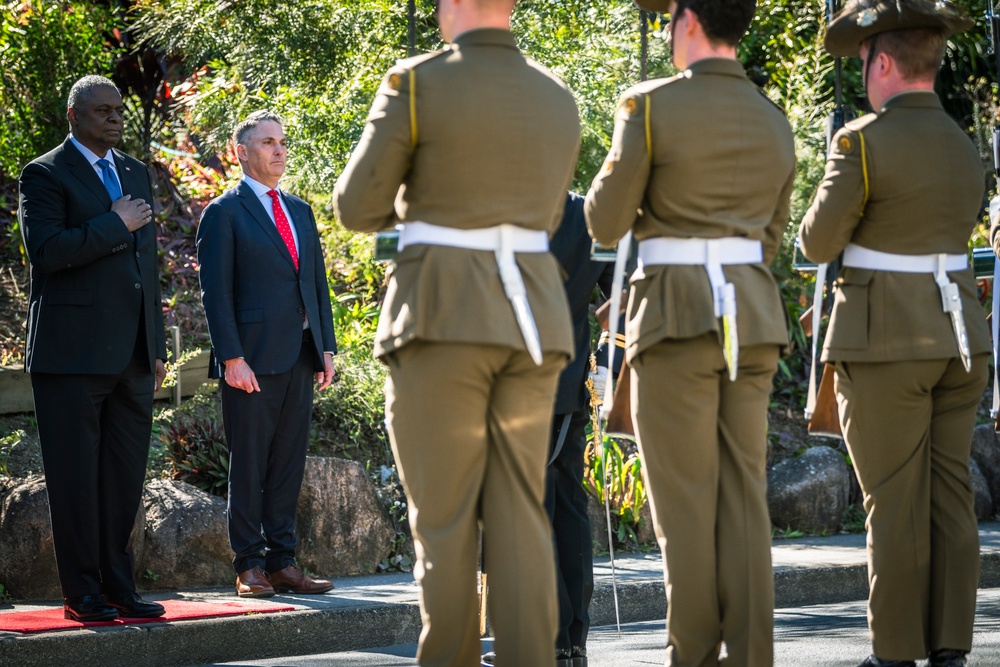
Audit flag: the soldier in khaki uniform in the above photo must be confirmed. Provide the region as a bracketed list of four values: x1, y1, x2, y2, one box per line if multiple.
[333, 1, 580, 665]
[798, 2, 987, 666]
[585, 1, 795, 665]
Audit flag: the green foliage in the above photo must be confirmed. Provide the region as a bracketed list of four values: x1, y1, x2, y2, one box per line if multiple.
[322, 219, 386, 353]
[841, 504, 867, 533]
[131, 0, 421, 193]
[514, 2, 675, 189]
[773, 525, 807, 539]
[0, 1, 123, 181]
[159, 411, 230, 497]
[310, 353, 391, 468]
[583, 432, 650, 550]
[0, 429, 24, 478]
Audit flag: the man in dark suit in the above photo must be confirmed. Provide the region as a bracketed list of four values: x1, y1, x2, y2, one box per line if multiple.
[19, 74, 167, 622]
[197, 110, 337, 598]
[545, 192, 617, 667]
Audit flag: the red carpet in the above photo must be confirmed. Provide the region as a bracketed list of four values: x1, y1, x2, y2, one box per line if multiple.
[0, 598, 296, 633]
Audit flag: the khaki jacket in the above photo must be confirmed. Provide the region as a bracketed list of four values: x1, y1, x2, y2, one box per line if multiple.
[799, 91, 989, 363]
[333, 28, 581, 360]
[585, 58, 796, 362]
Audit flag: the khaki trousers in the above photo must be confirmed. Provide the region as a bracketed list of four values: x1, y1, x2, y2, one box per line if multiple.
[385, 341, 563, 667]
[835, 355, 988, 660]
[631, 334, 778, 667]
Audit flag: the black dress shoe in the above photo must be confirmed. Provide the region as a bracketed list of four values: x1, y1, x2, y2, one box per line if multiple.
[857, 656, 916, 667]
[103, 591, 165, 618]
[64, 594, 118, 622]
[571, 645, 588, 667]
[929, 649, 968, 667]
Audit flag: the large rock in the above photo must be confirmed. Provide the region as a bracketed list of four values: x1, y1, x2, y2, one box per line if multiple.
[137, 479, 230, 589]
[0, 476, 58, 600]
[767, 445, 851, 535]
[0, 476, 145, 599]
[295, 456, 395, 576]
[969, 459, 995, 521]
[970, 424, 1000, 511]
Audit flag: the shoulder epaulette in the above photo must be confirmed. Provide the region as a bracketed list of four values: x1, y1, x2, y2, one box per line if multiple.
[383, 49, 450, 152]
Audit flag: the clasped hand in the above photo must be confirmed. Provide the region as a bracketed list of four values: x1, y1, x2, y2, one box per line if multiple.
[112, 195, 154, 232]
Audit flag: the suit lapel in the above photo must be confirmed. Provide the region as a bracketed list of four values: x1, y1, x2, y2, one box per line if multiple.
[236, 181, 298, 271]
[112, 149, 143, 198]
[62, 138, 112, 207]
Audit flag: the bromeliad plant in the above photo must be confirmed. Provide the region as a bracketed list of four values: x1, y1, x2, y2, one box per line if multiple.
[583, 430, 650, 550]
[160, 414, 230, 498]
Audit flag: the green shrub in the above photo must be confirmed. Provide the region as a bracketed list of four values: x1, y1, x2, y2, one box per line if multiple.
[584, 429, 650, 551]
[159, 410, 230, 498]
[0, 1, 123, 181]
[310, 352, 391, 470]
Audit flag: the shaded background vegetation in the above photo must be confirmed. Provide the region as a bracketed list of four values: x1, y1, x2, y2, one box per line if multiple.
[1, 0, 997, 549]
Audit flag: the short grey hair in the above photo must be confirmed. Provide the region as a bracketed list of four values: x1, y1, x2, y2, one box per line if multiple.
[232, 110, 284, 146]
[67, 75, 119, 109]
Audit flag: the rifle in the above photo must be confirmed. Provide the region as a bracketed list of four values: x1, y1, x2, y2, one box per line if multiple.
[799, 0, 853, 439]
[988, 2, 1000, 432]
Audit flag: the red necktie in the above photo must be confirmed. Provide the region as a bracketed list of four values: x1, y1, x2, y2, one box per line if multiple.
[267, 189, 299, 271]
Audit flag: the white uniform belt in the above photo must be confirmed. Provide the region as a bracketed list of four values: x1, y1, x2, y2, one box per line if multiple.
[841, 244, 967, 273]
[637, 237, 763, 267]
[398, 221, 548, 253]
[396, 221, 547, 365]
[637, 237, 762, 381]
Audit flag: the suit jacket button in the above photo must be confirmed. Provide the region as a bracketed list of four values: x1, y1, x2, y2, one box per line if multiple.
[297, 308, 304, 314]
[134, 283, 141, 289]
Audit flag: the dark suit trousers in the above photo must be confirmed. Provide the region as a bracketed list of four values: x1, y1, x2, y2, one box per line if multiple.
[31, 335, 154, 598]
[545, 409, 594, 652]
[223, 334, 314, 575]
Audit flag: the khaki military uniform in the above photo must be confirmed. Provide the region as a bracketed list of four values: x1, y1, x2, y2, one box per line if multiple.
[586, 58, 796, 667]
[334, 27, 581, 667]
[799, 91, 990, 661]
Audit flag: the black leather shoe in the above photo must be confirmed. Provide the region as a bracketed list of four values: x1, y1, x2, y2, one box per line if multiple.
[571, 646, 588, 667]
[929, 649, 968, 667]
[63, 594, 118, 622]
[480, 652, 495, 666]
[103, 591, 165, 618]
[857, 656, 916, 667]
[556, 647, 573, 667]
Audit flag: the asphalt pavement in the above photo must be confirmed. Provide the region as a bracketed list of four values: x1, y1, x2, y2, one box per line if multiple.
[206, 590, 1000, 667]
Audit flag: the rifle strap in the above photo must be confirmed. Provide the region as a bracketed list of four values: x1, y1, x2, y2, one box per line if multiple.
[858, 129, 869, 211]
[645, 94, 652, 159]
[409, 69, 418, 149]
